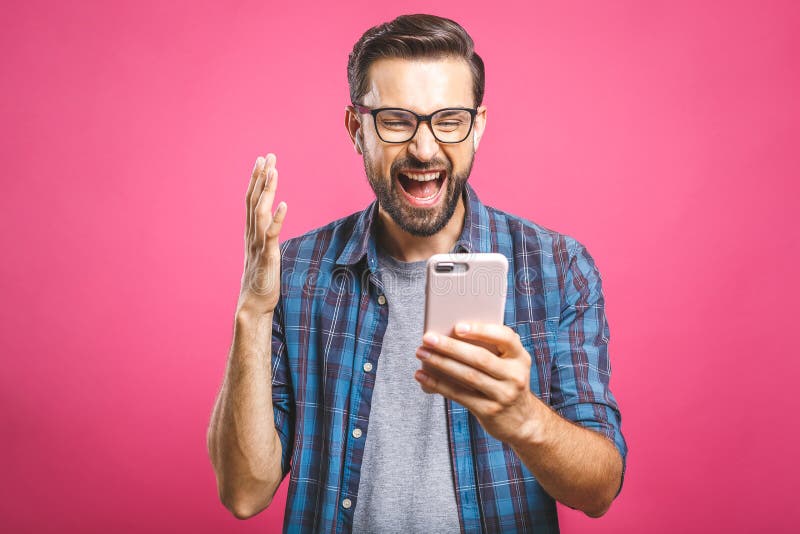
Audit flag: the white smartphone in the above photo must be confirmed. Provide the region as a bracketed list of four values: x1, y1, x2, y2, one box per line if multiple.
[424, 253, 508, 352]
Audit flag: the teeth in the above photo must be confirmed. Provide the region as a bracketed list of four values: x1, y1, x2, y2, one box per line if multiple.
[403, 172, 442, 182]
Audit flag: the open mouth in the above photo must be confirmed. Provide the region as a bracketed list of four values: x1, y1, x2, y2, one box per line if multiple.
[397, 170, 446, 205]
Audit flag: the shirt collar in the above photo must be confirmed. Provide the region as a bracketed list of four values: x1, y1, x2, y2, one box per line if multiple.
[335, 182, 493, 268]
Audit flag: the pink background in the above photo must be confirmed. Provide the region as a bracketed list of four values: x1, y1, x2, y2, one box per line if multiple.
[2, 1, 798, 532]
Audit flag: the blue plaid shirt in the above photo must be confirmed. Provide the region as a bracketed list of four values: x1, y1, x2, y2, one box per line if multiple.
[270, 183, 627, 533]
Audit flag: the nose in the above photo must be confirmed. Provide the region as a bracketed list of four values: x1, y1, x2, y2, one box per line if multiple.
[408, 121, 440, 162]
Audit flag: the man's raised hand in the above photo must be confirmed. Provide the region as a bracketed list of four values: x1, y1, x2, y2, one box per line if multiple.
[238, 153, 288, 316]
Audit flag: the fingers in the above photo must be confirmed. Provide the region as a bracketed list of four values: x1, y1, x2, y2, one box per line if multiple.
[247, 155, 270, 244]
[417, 347, 515, 402]
[265, 201, 288, 242]
[255, 164, 279, 246]
[245, 153, 277, 246]
[421, 332, 508, 380]
[245, 156, 265, 239]
[415, 368, 495, 413]
[256, 163, 277, 213]
[246, 156, 265, 206]
[451, 322, 522, 355]
[249, 153, 275, 209]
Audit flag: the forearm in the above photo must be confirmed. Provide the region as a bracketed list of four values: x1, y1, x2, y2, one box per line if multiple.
[509, 394, 622, 518]
[207, 310, 284, 519]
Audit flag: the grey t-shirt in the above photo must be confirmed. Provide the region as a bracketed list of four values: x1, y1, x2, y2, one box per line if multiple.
[352, 247, 461, 533]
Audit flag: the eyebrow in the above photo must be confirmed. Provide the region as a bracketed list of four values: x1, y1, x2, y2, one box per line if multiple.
[435, 109, 469, 117]
[377, 105, 472, 113]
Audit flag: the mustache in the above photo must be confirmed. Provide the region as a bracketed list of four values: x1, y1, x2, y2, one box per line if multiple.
[391, 158, 451, 174]
[391, 159, 451, 174]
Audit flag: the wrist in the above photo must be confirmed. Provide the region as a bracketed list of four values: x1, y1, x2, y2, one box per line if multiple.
[231, 308, 275, 361]
[509, 391, 554, 450]
[236, 286, 279, 318]
[234, 306, 274, 330]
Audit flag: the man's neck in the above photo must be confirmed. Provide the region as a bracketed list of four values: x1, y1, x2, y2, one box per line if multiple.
[375, 197, 466, 263]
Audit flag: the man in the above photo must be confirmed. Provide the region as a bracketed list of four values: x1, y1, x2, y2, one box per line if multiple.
[207, 13, 627, 533]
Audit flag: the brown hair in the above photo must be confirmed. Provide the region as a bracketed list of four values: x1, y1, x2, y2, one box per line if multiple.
[347, 14, 485, 108]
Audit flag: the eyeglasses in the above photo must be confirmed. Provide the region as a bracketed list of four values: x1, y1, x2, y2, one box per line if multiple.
[353, 103, 478, 144]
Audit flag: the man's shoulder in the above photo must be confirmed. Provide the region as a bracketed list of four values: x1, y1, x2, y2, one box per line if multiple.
[483, 203, 585, 258]
[484, 204, 603, 315]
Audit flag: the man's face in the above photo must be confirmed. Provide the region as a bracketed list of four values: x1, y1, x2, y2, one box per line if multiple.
[347, 57, 486, 237]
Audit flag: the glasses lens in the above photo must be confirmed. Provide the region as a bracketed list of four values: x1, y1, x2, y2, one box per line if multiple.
[375, 109, 473, 143]
[431, 109, 473, 142]
[375, 110, 417, 142]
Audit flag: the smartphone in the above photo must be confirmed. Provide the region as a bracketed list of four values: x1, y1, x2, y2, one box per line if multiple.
[424, 253, 508, 353]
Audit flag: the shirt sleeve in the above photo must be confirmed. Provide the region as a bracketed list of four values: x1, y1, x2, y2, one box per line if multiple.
[550, 237, 628, 495]
[271, 296, 294, 480]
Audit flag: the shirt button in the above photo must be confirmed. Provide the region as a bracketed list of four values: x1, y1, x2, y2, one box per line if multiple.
[377, 294, 386, 305]
[342, 498, 352, 509]
[352, 428, 363, 439]
[363, 362, 373, 373]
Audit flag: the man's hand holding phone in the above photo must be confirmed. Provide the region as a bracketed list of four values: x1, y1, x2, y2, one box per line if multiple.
[414, 322, 547, 448]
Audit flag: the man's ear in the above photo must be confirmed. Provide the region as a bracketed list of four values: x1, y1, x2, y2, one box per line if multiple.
[345, 105, 363, 155]
[473, 105, 487, 151]
[472, 106, 487, 150]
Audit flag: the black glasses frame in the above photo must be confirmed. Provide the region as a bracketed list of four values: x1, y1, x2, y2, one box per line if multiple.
[353, 103, 478, 144]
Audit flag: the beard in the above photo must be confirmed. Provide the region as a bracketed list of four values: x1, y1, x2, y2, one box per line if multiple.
[362, 152, 474, 237]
